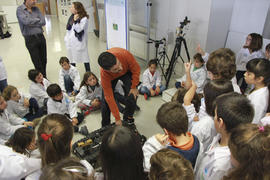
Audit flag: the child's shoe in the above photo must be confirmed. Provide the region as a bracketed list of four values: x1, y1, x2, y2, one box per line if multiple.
[144, 93, 148, 100]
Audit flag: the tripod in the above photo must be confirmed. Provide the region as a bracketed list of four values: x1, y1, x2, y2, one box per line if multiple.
[147, 38, 170, 80]
[165, 35, 190, 88]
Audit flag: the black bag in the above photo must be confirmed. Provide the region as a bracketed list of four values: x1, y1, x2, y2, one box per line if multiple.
[72, 121, 146, 169]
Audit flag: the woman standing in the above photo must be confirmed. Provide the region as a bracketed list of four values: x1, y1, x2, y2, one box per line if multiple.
[65, 2, 91, 72]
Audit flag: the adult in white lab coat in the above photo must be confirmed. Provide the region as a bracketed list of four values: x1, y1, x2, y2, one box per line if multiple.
[64, 2, 91, 72]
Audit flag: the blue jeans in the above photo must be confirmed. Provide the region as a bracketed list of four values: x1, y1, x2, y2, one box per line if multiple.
[0, 79, 7, 93]
[139, 85, 166, 96]
[24, 98, 44, 121]
[64, 74, 74, 93]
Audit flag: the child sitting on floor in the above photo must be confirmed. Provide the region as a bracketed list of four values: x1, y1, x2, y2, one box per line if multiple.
[75, 72, 102, 116]
[0, 95, 33, 144]
[46, 84, 84, 132]
[175, 53, 207, 94]
[3, 85, 43, 121]
[139, 59, 166, 100]
[59, 57, 81, 96]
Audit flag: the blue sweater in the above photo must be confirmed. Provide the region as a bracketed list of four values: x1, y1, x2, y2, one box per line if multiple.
[168, 135, 200, 168]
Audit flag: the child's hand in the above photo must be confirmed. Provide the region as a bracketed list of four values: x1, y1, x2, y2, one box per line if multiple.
[155, 133, 169, 146]
[23, 121, 34, 127]
[150, 88, 156, 96]
[71, 91, 76, 96]
[155, 86, 160, 95]
[265, 113, 270, 117]
[24, 98, 30, 107]
[91, 99, 100, 107]
[193, 115, 199, 121]
[72, 118, 78, 126]
[196, 44, 205, 56]
[184, 62, 192, 73]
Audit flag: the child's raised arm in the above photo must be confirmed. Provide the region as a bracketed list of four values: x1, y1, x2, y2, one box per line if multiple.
[184, 81, 197, 106]
[184, 62, 192, 89]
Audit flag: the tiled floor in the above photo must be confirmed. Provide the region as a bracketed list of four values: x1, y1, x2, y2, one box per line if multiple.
[0, 16, 165, 142]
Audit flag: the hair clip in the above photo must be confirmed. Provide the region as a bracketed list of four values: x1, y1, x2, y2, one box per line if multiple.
[62, 166, 88, 176]
[258, 126, 265, 132]
[41, 133, 52, 141]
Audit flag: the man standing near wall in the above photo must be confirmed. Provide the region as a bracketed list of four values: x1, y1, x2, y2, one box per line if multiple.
[98, 47, 140, 127]
[16, 0, 47, 78]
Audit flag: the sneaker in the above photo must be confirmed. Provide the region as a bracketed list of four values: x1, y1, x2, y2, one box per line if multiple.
[123, 117, 135, 124]
[79, 126, 89, 136]
[3, 32, 11, 38]
[73, 126, 79, 132]
[144, 93, 148, 100]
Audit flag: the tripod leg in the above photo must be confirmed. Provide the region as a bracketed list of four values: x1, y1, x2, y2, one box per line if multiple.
[182, 38, 190, 61]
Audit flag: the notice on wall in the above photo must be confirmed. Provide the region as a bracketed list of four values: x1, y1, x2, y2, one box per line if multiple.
[105, 0, 128, 49]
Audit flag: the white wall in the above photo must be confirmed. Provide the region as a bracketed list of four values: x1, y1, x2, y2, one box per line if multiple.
[205, 0, 235, 53]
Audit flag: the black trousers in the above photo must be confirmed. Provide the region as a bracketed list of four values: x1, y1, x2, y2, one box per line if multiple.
[24, 34, 47, 78]
[101, 72, 137, 127]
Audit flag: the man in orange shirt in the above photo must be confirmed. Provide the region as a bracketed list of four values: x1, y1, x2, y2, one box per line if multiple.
[98, 47, 140, 126]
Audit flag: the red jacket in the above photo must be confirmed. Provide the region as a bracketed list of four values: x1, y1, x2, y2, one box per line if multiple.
[100, 47, 140, 121]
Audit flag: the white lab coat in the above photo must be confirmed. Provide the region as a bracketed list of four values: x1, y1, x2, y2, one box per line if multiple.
[142, 69, 162, 89]
[0, 145, 41, 180]
[142, 135, 204, 172]
[47, 94, 77, 118]
[236, 48, 264, 71]
[64, 16, 90, 63]
[183, 103, 198, 131]
[59, 65, 81, 92]
[29, 78, 51, 107]
[176, 64, 207, 93]
[247, 87, 269, 124]
[260, 116, 270, 126]
[6, 93, 30, 118]
[75, 85, 102, 106]
[190, 113, 216, 153]
[0, 56, 7, 81]
[195, 134, 232, 180]
[0, 109, 25, 144]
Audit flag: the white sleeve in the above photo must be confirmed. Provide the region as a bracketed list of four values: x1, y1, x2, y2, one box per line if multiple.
[155, 71, 162, 87]
[0, 156, 41, 180]
[8, 112, 25, 125]
[59, 70, 65, 92]
[73, 17, 88, 33]
[192, 69, 207, 89]
[183, 103, 197, 131]
[260, 116, 270, 126]
[202, 52, 209, 63]
[142, 135, 165, 172]
[29, 84, 49, 100]
[67, 97, 77, 118]
[47, 99, 59, 114]
[75, 86, 91, 106]
[198, 98, 207, 119]
[73, 69, 81, 91]
[205, 169, 228, 180]
[142, 71, 152, 89]
[0, 114, 24, 138]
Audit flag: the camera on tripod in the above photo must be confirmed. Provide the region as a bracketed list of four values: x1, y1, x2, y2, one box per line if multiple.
[177, 16, 191, 37]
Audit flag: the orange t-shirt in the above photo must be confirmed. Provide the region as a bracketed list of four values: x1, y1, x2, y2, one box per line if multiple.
[100, 47, 141, 121]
